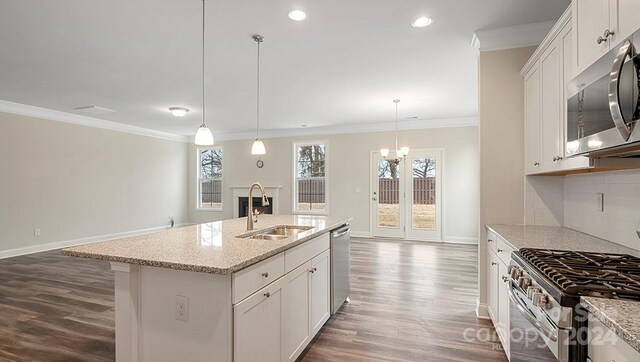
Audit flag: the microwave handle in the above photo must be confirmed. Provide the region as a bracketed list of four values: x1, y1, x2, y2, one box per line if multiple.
[609, 39, 638, 141]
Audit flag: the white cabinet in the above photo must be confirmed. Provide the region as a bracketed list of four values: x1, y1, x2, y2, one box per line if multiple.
[234, 278, 285, 362]
[523, 12, 589, 175]
[283, 262, 312, 362]
[310, 250, 330, 335]
[573, 0, 640, 75]
[497, 261, 510, 356]
[524, 64, 541, 175]
[588, 314, 640, 362]
[487, 248, 499, 320]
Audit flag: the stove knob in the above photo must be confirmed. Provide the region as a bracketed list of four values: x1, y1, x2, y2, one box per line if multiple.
[510, 267, 522, 279]
[532, 293, 549, 308]
[518, 276, 531, 290]
[527, 286, 541, 300]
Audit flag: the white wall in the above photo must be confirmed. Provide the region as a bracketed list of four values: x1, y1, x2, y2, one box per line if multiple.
[478, 46, 536, 313]
[0, 112, 189, 256]
[564, 170, 640, 251]
[189, 127, 480, 242]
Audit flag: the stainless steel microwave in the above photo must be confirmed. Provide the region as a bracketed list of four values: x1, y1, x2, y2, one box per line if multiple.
[566, 31, 640, 157]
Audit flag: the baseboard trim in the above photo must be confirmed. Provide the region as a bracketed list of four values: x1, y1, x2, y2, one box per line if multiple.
[476, 301, 491, 320]
[445, 236, 478, 244]
[0, 223, 189, 259]
[350, 231, 372, 238]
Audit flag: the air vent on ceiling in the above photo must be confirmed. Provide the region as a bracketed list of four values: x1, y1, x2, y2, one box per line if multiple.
[73, 106, 116, 115]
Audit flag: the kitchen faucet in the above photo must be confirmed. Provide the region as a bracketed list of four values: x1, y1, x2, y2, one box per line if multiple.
[247, 182, 269, 231]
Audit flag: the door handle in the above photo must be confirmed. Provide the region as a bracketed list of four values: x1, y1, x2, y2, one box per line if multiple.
[609, 39, 639, 141]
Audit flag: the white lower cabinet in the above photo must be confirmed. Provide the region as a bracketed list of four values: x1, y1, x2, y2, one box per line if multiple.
[486, 228, 511, 358]
[497, 261, 510, 356]
[588, 314, 640, 362]
[283, 261, 312, 362]
[234, 234, 332, 362]
[310, 250, 330, 336]
[234, 278, 285, 362]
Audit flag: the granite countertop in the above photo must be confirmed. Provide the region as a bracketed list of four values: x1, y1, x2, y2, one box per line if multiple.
[486, 224, 640, 257]
[581, 296, 640, 353]
[63, 215, 351, 275]
[486, 224, 640, 353]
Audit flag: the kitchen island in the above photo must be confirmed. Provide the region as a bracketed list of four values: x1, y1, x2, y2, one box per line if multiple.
[64, 215, 351, 362]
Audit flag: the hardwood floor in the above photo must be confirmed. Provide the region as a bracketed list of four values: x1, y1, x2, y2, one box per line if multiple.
[0, 239, 506, 361]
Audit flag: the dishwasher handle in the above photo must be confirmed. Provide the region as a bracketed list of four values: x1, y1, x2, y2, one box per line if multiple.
[332, 227, 350, 239]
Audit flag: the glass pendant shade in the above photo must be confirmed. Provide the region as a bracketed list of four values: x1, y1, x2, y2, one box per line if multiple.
[251, 138, 266, 155]
[195, 124, 214, 146]
[380, 148, 390, 158]
[400, 147, 410, 156]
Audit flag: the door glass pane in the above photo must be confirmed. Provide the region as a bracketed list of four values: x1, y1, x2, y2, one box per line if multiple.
[412, 158, 436, 230]
[377, 160, 400, 228]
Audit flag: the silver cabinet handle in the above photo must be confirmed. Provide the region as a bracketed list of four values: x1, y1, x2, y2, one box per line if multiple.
[309, 267, 317, 273]
[609, 39, 638, 141]
[261, 271, 269, 278]
[604, 29, 615, 38]
[533, 161, 540, 166]
[487, 239, 492, 243]
[264, 291, 271, 298]
[597, 35, 607, 44]
[497, 248, 503, 252]
[491, 262, 497, 266]
[557, 156, 563, 161]
[553, 156, 557, 162]
[502, 275, 509, 282]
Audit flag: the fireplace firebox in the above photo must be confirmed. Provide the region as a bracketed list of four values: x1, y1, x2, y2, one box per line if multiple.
[238, 197, 273, 218]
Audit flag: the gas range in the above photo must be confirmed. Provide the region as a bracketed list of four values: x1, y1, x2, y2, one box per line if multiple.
[507, 248, 640, 362]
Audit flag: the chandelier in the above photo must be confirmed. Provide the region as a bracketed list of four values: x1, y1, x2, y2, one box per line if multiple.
[380, 99, 409, 165]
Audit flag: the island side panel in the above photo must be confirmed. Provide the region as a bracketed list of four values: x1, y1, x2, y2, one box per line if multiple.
[138, 266, 233, 362]
[110, 262, 233, 362]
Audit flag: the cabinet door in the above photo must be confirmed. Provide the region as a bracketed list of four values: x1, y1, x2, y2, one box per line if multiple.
[540, 38, 563, 172]
[574, 0, 611, 74]
[524, 64, 541, 175]
[487, 250, 499, 321]
[283, 261, 312, 362]
[561, 22, 591, 170]
[310, 250, 331, 336]
[234, 279, 284, 362]
[617, 0, 640, 45]
[497, 261, 510, 357]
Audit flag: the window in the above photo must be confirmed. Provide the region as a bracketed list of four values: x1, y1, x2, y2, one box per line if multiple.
[294, 142, 327, 213]
[198, 148, 223, 210]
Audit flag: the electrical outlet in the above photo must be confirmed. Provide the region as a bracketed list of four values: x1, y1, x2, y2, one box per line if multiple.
[34, 228, 41, 237]
[169, 215, 175, 228]
[175, 295, 189, 322]
[597, 193, 604, 212]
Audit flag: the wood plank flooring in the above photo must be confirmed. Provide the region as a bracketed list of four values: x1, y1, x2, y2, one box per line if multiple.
[0, 239, 506, 361]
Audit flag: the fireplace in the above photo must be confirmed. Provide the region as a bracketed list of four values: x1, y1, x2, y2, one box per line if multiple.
[238, 197, 273, 218]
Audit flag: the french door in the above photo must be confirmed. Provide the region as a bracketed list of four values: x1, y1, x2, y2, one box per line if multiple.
[371, 149, 442, 241]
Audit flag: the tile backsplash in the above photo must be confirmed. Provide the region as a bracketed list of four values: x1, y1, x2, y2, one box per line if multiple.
[563, 170, 640, 251]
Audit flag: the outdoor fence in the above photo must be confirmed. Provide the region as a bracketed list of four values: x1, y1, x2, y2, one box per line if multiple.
[378, 177, 436, 204]
[297, 178, 326, 203]
[201, 179, 222, 203]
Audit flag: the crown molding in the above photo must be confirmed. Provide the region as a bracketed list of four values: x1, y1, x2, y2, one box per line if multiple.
[472, 20, 556, 52]
[520, 6, 572, 76]
[211, 116, 478, 141]
[0, 99, 190, 143]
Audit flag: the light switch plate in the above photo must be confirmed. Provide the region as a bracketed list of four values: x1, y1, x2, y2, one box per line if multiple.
[175, 295, 189, 322]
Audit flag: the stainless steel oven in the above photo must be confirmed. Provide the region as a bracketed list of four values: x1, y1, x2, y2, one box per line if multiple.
[566, 31, 640, 157]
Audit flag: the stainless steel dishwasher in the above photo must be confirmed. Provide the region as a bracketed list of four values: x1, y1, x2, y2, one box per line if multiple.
[330, 224, 350, 314]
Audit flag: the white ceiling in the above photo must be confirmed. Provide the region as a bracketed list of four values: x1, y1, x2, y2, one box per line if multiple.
[0, 0, 569, 138]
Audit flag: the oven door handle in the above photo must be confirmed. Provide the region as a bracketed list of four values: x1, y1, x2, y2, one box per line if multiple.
[608, 39, 638, 141]
[507, 281, 558, 342]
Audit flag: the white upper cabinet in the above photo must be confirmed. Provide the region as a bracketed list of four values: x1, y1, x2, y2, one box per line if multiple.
[574, 0, 640, 75]
[540, 38, 563, 172]
[617, 0, 640, 44]
[524, 64, 541, 175]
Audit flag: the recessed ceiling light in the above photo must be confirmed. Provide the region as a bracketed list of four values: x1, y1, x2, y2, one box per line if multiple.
[169, 107, 190, 117]
[412, 17, 432, 28]
[288, 10, 307, 21]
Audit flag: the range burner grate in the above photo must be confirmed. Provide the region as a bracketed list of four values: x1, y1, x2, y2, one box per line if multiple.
[519, 248, 640, 300]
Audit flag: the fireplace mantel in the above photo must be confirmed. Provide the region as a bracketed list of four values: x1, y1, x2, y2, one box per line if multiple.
[231, 185, 282, 218]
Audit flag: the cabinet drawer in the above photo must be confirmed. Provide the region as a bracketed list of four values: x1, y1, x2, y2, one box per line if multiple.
[496, 237, 515, 265]
[285, 233, 330, 273]
[487, 228, 497, 254]
[233, 252, 285, 304]
[588, 314, 640, 362]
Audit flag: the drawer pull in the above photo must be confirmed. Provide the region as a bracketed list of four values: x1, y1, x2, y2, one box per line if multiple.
[261, 271, 269, 278]
[491, 262, 497, 266]
[309, 267, 317, 274]
[487, 239, 493, 243]
[497, 248, 504, 253]
[264, 291, 271, 298]
[502, 275, 509, 283]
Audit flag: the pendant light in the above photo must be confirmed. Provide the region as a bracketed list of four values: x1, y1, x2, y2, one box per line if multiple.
[251, 34, 266, 155]
[194, 0, 214, 146]
[380, 99, 409, 165]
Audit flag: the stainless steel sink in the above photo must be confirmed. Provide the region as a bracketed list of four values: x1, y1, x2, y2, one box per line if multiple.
[248, 234, 288, 240]
[262, 226, 314, 236]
